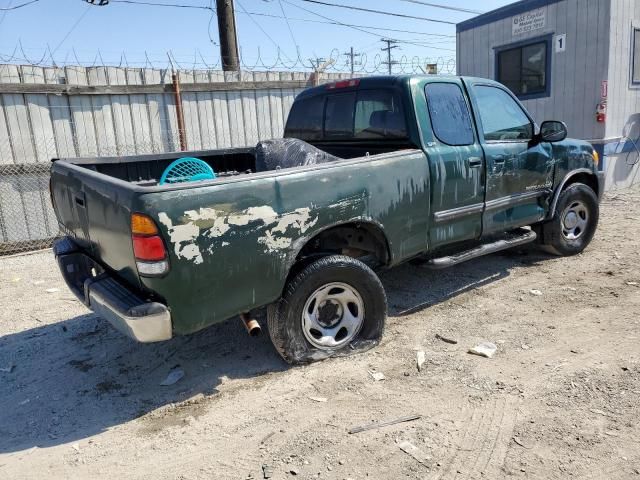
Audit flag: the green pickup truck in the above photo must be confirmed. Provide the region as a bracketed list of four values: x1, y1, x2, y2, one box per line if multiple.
[51, 75, 604, 364]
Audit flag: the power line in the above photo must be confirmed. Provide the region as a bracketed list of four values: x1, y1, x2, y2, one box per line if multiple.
[89, 0, 457, 38]
[282, 0, 384, 43]
[235, 0, 293, 62]
[293, 0, 457, 25]
[282, 0, 455, 52]
[207, 0, 217, 44]
[396, 0, 483, 15]
[51, 5, 92, 58]
[0, 0, 13, 27]
[277, 0, 300, 56]
[240, 10, 455, 38]
[108, 0, 213, 9]
[0, 0, 40, 10]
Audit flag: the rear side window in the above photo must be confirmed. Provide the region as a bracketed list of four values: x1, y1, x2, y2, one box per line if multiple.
[284, 95, 324, 141]
[325, 93, 356, 138]
[425, 83, 474, 146]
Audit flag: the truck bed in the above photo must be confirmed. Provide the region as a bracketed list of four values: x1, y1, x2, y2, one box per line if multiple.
[65, 147, 257, 187]
[61, 140, 416, 187]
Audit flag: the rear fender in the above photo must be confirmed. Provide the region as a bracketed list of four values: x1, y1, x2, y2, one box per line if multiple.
[285, 219, 391, 277]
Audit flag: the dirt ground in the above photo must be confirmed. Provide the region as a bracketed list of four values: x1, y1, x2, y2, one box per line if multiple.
[0, 188, 639, 480]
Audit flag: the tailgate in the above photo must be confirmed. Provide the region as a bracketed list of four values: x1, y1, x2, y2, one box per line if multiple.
[50, 160, 141, 289]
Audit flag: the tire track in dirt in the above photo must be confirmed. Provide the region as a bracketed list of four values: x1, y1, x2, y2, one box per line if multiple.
[430, 402, 479, 480]
[432, 396, 520, 480]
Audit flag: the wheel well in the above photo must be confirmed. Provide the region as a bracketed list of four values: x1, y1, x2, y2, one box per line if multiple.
[562, 172, 599, 197]
[289, 223, 390, 278]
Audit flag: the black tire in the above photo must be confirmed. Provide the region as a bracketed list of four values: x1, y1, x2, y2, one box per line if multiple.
[267, 255, 387, 364]
[538, 183, 599, 256]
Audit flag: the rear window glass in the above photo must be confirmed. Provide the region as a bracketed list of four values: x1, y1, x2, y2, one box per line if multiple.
[325, 93, 356, 138]
[285, 89, 408, 141]
[354, 90, 407, 139]
[284, 95, 324, 141]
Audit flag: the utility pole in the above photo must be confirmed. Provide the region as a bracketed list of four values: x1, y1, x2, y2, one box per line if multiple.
[343, 47, 361, 76]
[309, 57, 325, 86]
[380, 39, 399, 75]
[309, 57, 326, 71]
[216, 0, 240, 71]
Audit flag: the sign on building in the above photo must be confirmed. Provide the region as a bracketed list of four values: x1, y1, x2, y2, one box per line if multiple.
[512, 8, 546, 36]
[554, 33, 567, 52]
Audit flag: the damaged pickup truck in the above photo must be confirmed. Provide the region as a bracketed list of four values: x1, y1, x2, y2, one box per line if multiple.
[51, 75, 604, 364]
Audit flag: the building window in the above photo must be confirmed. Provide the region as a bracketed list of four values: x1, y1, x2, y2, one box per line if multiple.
[497, 40, 548, 98]
[633, 28, 640, 84]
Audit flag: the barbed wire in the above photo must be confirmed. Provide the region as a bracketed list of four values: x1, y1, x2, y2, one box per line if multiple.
[0, 43, 456, 75]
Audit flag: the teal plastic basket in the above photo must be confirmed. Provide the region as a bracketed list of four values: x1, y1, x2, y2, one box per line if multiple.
[159, 157, 216, 185]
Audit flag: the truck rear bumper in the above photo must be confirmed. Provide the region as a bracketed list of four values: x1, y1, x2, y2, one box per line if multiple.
[53, 237, 172, 343]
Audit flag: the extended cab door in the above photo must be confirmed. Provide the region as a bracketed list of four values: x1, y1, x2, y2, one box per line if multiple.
[422, 80, 486, 248]
[464, 81, 555, 234]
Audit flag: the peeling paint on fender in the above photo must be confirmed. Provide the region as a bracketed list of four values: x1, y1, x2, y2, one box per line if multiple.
[159, 205, 320, 262]
[158, 212, 203, 264]
[258, 207, 319, 253]
[228, 206, 278, 226]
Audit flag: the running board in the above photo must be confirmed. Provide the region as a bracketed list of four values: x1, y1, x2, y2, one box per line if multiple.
[425, 228, 537, 270]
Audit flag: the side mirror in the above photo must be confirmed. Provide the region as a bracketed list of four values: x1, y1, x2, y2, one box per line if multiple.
[539, 120, 568, 143]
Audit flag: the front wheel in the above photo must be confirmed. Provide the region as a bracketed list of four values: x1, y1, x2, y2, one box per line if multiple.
[536, 183, 599, 256]
[267, 255, 387, 364]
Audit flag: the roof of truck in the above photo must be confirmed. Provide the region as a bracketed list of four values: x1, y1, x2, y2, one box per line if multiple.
[296, 75, 500, 100]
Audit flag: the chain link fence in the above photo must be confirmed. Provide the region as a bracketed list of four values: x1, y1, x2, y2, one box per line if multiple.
[0, 162, 58, 255]
[0, 131, 235, 256]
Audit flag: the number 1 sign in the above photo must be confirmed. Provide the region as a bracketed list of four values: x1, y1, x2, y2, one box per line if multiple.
[555, 34, 567, 53]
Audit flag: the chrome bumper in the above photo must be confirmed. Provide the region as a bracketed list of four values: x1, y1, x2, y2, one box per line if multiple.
[54, 237, 172, 343]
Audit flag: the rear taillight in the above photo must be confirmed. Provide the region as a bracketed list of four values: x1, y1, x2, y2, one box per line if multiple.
[131, 213, 168, 276]
[133, 235, 166, 261]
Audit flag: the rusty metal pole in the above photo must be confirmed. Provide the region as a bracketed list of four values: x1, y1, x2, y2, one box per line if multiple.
[172, 72, 187, 151]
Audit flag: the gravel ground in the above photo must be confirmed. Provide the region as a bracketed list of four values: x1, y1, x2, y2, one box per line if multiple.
[0, 188, 639, 480]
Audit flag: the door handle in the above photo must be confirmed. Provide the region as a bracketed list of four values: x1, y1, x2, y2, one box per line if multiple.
[493, 155, 506, 164]
[468, 157, 482, 168]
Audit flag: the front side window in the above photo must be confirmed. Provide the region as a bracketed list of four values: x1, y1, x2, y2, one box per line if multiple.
[633, 28, 640, 84]
[425, 83, 474, 146]
[498, 41, 547, 97]
[474, 86, 533, 141]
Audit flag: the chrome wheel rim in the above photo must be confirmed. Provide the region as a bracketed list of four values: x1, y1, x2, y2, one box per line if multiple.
[561, 200, 589, 240]
[302, 282, 365, 349]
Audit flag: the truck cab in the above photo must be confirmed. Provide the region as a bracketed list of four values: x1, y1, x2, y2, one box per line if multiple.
[285, 76, 603, 253]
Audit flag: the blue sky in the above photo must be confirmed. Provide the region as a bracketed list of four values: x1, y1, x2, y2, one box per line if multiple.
[0, 0, 513, 71]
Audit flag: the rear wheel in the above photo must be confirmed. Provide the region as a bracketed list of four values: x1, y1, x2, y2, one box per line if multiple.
[267, 255, 387, 364]
[537, 183, 599, 256]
